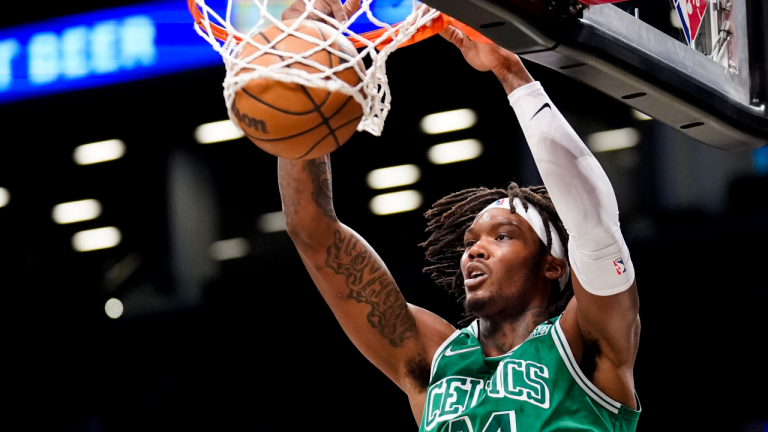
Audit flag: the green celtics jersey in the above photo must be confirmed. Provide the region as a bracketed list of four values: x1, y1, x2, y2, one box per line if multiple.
[419, 317, 640, 432]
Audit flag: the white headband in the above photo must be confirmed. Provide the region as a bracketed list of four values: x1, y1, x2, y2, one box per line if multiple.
[476, 198, 570, 290]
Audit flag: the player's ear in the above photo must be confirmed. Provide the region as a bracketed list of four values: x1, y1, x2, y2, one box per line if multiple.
[543, 255, 566, 281]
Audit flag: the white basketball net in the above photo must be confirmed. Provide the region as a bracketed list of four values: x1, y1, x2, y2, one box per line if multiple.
[192, 0, 440, 136]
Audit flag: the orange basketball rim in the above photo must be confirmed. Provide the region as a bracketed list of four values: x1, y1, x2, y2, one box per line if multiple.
[187, 0, 492, 50]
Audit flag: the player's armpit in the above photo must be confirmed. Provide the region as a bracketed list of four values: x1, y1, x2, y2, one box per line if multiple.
[570, 274, 640, 367]
[559, 275, 640, 409]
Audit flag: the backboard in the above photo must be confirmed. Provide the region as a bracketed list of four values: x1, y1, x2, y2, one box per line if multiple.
[422, 0, 768, 151]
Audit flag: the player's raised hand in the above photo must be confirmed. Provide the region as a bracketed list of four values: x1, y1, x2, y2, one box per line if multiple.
[439, 25, 517, 73]
[439, 25, 533, 94]
[282, 0, 362, 24]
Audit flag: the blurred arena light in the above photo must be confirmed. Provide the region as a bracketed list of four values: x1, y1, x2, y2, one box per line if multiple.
[670, 9, 683, 29]
[52, 199, 102, 224]
[428, 139, 483, 165]
[370, 190, 423, 215]
[420, 109, 477, 134]
[209, 238, 251, 261]
[632, 110, 652, 121]
[257, 211, 286, 233]
[195, 120, 245, 144]
[587, 128, 640, 153]
[73, 139, 126, 165]
[0, 187, 9, 208]
[104, 298, 124, 319]
[367, 164, 421, 189]
[72, 227, 122, 252]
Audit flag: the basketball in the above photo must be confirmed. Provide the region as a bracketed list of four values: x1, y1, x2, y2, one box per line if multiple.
[232, 20, 363, 160]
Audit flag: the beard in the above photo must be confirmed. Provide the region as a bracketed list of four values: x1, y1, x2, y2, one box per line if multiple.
[463, 293, 490, 317]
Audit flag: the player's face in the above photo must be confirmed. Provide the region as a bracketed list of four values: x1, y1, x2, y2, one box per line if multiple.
[460, 208, 549, 319]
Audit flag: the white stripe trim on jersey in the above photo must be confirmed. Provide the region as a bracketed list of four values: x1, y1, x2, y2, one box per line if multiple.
[469, 320, 479, 337]
[430, 329, 462, 381]
[552, 320, 621, 414]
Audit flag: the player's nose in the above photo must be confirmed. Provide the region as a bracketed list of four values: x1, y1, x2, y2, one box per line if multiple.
[468, 240, 488, 260]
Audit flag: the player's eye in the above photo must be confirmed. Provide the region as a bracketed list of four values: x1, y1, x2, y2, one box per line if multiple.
[496, 234, 510, 241]
[464, 240, 476, 248]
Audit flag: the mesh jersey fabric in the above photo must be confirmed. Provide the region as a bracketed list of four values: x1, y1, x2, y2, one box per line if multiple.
[418, 316, 640, 432]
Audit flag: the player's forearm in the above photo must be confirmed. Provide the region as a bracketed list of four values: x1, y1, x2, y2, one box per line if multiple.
[509, 82, 618, 244]
[279, 156, 425, 385]
[278, 155, 340, 247]
[491, 54, 617, 242]
[508, 81, 635, 295]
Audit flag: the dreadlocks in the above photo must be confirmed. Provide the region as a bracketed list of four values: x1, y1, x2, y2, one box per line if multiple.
[420, 182, 573, 322]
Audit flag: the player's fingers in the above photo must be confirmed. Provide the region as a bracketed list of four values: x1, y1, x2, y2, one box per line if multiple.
[282, 2, 305, 20]
[439, 26, 466, 49]
[343, 0, 362, 19]
[323, 0, 348, 23]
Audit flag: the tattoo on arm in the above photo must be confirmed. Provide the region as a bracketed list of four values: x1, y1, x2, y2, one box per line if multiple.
[277, 161, 301, 228]
[325, 229, 416, 348]
[304, 157, 337, 221]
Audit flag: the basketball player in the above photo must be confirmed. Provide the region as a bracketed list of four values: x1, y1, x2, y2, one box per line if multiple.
[278, 2, 641, 430]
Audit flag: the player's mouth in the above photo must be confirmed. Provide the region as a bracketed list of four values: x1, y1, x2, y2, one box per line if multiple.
[464, 266, 489, 290]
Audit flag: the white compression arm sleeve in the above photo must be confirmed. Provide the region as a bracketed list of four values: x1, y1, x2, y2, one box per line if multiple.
[509, 81, 634, 296]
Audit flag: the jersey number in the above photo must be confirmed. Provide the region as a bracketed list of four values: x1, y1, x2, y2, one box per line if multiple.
[448, 411, 517, 432]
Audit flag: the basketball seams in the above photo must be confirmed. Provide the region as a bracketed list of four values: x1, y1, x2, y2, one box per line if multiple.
[240, 88, 319, 116]
[235, 22, 362, 159]
[263, 28, 333, 112]
[325, 94, 356, 149]
[294, 113, 363, 159]
[301, 22, 341, 148]
[240, 92, 357, 143]
[248, 113, 361, 159]
[239, 31, 333, 114]
[252, 27, 339, 146]
[242, 118, 327, 142]
[311, 25, 362, 150]
[306, 21, 337, 113]
[244, 106, 360, 144]
[328, 95, 355, 123]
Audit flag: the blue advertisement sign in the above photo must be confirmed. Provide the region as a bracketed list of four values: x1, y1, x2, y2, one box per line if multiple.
[0, 1, 223, 104]
[0, 0, 420, 104]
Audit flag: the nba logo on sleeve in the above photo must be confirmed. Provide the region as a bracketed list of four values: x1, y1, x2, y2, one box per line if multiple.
[673, 0, 708, 47]
[613, 257, 626, 275]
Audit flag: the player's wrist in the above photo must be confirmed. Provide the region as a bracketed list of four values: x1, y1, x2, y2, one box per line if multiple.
[492, 56, 534, 95]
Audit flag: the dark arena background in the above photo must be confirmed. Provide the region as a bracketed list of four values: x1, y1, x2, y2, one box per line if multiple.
[2, 1, 767, 431]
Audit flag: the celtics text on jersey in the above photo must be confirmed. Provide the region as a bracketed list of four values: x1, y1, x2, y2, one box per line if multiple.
[419, 317, 640, 432]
